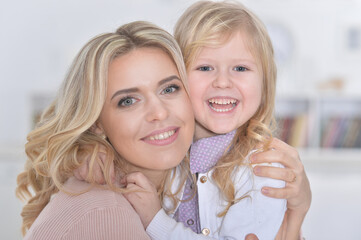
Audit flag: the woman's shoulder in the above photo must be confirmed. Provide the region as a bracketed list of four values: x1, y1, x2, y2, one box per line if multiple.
[25, 178, 147, 240]
[61, 177, 132, 209]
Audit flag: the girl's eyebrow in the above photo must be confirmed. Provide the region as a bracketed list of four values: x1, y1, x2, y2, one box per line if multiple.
[110, 75, 180, 100]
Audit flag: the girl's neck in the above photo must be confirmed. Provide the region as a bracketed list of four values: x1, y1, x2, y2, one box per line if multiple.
[194, 122, 217, 141]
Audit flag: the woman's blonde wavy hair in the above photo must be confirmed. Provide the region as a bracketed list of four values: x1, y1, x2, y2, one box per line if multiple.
[174, 1, 277, 217]
[16, 21, 190, 235]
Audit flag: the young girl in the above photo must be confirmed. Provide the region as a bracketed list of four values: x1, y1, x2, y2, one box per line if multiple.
[15, 21, 196, 239]
[123, 1, 310, 240]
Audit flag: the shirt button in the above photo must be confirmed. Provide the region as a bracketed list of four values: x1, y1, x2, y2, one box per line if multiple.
[202, 228, 210, 236]
[200, 176, 207, 183]
[187, 219, 194, 226]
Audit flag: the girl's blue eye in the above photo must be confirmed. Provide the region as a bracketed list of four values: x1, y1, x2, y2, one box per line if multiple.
[118, 97, 137, 107]
[197, 66, 213, 71]
[234, 66, 247, 72]
[162, 85, 180, 94]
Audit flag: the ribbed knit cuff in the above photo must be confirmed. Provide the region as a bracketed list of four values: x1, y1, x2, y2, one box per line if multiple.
[146, 209, 176, 240]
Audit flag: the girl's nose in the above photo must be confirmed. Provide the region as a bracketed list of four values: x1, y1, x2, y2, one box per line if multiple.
[212, 71, 233, 89]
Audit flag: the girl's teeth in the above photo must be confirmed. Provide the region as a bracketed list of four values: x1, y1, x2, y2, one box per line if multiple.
[208, 98, 238, 112]
[149, 130, 175, 141]
[209, 98, 237, 105]
[209, 105, 234, 112]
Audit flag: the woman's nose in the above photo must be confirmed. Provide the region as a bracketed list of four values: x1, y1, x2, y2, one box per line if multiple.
[145, 97, 169, 122]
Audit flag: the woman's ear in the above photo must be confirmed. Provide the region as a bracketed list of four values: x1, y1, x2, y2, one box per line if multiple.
[90, 122, 105, 135]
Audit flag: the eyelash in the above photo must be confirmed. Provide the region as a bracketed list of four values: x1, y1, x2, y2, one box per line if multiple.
[197, 66, 213, 71]
[117, 84, 181, 108]
[196, 66, 248, 72]
[118, 96, 138, 108]
[161, 84, 180, 94]
[233, 66, 248, 72]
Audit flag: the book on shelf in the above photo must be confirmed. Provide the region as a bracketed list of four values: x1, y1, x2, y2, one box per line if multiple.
[275, 114, 308, 148]
[321, 117, 361, 148]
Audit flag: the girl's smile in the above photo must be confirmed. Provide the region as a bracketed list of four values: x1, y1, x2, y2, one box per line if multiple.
[187, 31, 263, 140]
[207, 97, 239, 113]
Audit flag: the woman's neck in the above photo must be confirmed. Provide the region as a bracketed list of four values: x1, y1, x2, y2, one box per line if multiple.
[120, 165, 167, 190]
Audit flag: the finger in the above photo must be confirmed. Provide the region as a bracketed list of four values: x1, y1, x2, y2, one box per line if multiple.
[124, 183, 142, 194]
[73, 167, 84, 181]
[251, 149, 297, 169]
[261, 186, 294, 199]
[253, 165, 296, 183]
[109, 160, 116, 183]
[269, 138, 300, 161]
[269, 137, 291, 150]
[98, 151, 116, 184]
[245, 234, 259, 240]
[123, 172, 155, 191]
[93, 158, 105, 184]
[77, 160, 90, 181]
[123, 184, 142, 204]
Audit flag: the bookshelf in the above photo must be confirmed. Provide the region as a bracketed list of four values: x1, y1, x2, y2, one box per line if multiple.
[275, 94, 361, 161]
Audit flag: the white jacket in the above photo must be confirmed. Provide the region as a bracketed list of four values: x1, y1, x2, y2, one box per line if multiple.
[147, 162, 286, 240]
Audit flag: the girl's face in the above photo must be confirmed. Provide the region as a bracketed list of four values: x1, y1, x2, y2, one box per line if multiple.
[187, 31, 263, 140]
[98, 47, 194, 175]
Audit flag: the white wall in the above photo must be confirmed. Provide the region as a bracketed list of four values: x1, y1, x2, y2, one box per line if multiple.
[1, 0, 361, 239]
[1, 0, 361, 148]
[0, 0, 191, 149]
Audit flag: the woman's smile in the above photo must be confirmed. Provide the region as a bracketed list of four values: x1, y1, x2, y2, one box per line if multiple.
[142, 126, 179, 146]
[98, 47, 194, 171]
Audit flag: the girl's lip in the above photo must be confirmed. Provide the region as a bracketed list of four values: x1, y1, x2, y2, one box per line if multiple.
[207, 96, 239, 101]
[141, 127, 180, 146]
[207, 96, 239, 114]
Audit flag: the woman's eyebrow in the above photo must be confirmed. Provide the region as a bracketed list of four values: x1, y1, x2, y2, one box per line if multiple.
[111, 87, 139, 100]
[111, 75, 181, 100]
[158, 75, 181, 86]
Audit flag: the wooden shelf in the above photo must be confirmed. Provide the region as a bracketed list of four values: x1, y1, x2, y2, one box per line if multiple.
[275, 94, 361, 161]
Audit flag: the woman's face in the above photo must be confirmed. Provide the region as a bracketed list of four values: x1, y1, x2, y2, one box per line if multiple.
[98, 47, 194, 174]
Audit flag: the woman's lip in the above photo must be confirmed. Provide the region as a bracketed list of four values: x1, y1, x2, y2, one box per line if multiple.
[141, 127, 180, 146]
[142, 126, 178, 139]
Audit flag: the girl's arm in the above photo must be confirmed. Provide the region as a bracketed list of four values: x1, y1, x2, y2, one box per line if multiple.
[122, 172, 215, 240]
[123, 171, 284, 240]
[251, 138, 311, 240]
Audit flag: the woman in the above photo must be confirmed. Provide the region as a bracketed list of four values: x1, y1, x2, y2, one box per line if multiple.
[16, 21, 195, 239]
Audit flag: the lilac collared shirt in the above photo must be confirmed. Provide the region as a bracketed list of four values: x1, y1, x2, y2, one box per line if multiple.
[174, 131, 236, 233]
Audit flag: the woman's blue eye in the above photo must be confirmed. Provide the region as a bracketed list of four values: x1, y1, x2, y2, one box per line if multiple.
[162, 85, 179, 94]
[197, 66, 213, 71]
[234, 66, 247, 72]
[118, 97, 137, 107]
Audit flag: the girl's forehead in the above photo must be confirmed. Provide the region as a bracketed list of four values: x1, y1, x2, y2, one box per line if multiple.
[199, 30, 260, 58]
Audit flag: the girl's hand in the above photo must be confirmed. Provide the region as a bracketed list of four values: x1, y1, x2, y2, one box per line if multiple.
[121, 172, 162, 229]
[250, 138, 311, 214]
[245, 234, 259, 240]
[73, 149, 115, 184]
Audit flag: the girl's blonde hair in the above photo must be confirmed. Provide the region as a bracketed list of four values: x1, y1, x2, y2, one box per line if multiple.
[174, 1, 277, 217]
[16, 21, 190, 235]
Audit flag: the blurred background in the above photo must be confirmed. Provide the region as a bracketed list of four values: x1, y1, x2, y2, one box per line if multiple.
[1, 0, 360, 239]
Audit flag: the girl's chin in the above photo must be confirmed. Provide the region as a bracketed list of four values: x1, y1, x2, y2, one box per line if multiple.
[208, 124, 237, 134]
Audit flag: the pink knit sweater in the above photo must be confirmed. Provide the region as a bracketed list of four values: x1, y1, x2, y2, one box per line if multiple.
[24, 177, 150, 240]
